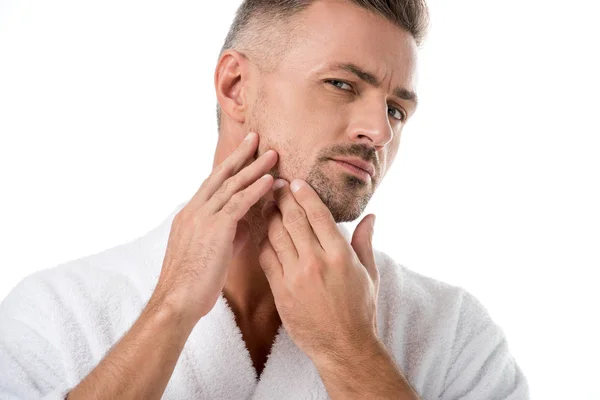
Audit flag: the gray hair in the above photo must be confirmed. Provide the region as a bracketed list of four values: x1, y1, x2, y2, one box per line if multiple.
[216, 0, 430, 132]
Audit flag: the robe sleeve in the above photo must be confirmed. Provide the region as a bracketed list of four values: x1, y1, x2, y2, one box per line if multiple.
[440, 290, 531, 400]
[0, 276, 72, 399]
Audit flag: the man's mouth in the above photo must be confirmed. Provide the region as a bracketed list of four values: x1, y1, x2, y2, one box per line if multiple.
[329, 158, 373, 181]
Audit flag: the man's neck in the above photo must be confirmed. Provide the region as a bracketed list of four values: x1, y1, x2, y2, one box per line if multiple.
[222, 199, 280, 326]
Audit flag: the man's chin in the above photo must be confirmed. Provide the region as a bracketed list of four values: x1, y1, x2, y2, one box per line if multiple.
[326, 200, 367, 224]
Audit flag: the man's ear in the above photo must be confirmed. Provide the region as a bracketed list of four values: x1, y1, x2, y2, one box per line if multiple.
[214, 50, 250, 125]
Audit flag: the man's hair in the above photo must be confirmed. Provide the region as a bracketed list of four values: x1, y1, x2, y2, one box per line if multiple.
[215, 0, 430, 132]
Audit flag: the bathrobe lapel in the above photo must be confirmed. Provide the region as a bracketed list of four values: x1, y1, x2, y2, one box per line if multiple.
[181, 289, 330, 399]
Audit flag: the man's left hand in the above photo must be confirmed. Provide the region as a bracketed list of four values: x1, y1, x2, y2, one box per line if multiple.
[258, 178, 380, 365]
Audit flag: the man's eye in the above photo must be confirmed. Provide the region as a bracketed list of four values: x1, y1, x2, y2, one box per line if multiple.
[327, 80, 353, 91]
[327, 80, 406, 122]
[388, 106, 407, 122]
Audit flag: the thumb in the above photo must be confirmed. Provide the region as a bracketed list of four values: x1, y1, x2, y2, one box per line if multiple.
[351, 214, 377, 281]
[232, 219, 250, 256]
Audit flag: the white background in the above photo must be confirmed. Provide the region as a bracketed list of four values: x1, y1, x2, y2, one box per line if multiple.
[1, 0, 599, 398]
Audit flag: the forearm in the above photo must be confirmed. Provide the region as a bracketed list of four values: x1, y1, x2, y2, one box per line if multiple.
[315, 338, 420, 400]
[67, 294, 197, 400]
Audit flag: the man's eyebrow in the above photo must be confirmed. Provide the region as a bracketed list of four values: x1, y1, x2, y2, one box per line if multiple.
[331, 62, 418, 106]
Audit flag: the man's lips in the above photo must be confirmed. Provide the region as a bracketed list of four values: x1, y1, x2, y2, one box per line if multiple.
[329, 157, 375, 178]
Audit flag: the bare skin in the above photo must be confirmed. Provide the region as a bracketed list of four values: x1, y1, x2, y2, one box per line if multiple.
[67, 0, 419, 397]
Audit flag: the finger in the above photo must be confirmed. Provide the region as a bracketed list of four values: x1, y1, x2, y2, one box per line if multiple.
[262, 200, 298, 266]
[289, 179, 346, 251]
[272, 179, 323, 255]
[232, 219, 250, 256]
[205, 148, 278, 214]
[351, 214, 379, 284]
[216, 173, 274, 226]
[258, 236, 284, 295]
[189, 132, 260, 208]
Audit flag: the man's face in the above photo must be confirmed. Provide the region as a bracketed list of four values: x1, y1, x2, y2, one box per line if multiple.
[246, 0, 419, 223]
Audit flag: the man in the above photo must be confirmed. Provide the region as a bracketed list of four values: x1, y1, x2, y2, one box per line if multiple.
[0, 0, 530, 399]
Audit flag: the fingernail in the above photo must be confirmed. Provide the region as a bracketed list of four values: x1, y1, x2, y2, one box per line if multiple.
[272, 179, 286, 190]
[372, 214, 376, 228]
[290, 180, 302, 193]
[244, 132, 256, 141]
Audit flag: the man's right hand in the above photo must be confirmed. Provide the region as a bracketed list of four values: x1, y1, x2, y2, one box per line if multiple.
[151, 131, 278, 325]
[67, 132, 276, 400]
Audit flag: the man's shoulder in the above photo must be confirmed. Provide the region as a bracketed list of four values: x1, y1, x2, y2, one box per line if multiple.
[372, 248, 502, 351]
[0, 233, 158, 336]
[2, 202, 186, 317]
[374, 249, 497, 328]
[373, 249, 468, 315]
[372, 249, 527, 397]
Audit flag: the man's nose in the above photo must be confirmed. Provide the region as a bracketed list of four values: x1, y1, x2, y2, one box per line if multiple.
[346, 102, 394, 149]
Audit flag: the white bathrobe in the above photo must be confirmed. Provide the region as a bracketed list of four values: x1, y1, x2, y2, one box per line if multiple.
[0, 201, 530, 399]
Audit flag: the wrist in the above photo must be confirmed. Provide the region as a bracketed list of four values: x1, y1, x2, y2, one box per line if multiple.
[144, 289, 201, 333]
[312, 333, 383, 371]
